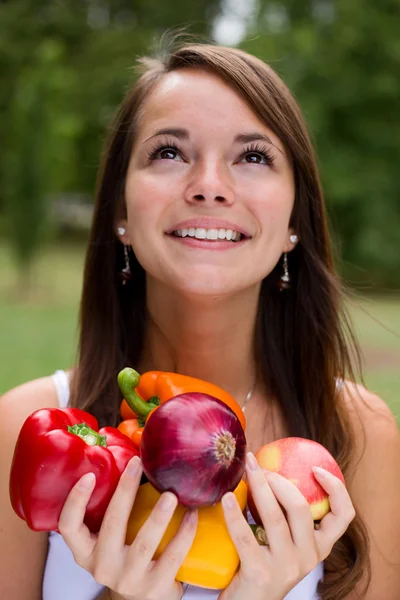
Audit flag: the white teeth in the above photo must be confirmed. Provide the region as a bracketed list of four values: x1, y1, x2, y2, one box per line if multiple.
[206, 229, 219, 240]
[173, 227, 243, 241]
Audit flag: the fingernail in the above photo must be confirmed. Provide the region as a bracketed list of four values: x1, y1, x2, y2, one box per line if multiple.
[77, 472, 95, 491]
[313, 466, 327, 478]
[246, 452, 259, 471]
[159, 492, 176, 511]
[222, 492, 236, 509]
[184, 509, 198, 525]
[126, 456, 141, 476]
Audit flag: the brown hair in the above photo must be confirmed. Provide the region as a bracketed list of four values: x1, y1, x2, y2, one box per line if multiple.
[70, 39, 370, 599]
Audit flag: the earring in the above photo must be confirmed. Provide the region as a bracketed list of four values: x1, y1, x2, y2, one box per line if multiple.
[119, 245, 132, 284]
[278, 253, 291, 290]
[290, 234, 298, 244]
[117, 226, 126, 236]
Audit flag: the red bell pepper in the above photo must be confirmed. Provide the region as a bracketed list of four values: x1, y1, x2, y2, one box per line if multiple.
[9, 407, 139, 533]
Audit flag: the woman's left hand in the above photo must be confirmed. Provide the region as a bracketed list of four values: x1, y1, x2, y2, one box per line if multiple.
[219, 452, 356, 600]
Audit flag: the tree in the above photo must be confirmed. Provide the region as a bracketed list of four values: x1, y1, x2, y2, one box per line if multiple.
[242, 0, 400, 287]
[0, 0, 218, 290]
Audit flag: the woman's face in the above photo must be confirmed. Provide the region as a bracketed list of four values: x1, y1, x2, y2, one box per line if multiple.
[123, 68, 296, 297]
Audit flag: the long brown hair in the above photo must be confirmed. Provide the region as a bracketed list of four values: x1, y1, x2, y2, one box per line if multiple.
[71, 39, 370, 599]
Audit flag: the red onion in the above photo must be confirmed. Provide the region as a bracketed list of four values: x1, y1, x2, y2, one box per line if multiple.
[140, 393, 247, 508]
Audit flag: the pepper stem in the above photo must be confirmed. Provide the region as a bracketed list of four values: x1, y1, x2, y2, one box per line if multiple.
[117, 367, 158, 419]
[68, 423, 107, 447]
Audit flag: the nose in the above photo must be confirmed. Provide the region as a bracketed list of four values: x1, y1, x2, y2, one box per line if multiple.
[184, 159, 234, 206]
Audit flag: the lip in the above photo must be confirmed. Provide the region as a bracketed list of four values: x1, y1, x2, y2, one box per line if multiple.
[165, 218, 252, 238]
[167, 236, 248, 251]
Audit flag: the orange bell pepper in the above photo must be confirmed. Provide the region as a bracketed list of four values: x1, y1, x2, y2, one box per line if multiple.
[117, 418, 141, 439]
[126, 479, 247, 589]
[118, 368, 246, 448]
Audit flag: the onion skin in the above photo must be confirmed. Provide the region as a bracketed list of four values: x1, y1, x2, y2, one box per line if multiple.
[140, 393, 247, 508]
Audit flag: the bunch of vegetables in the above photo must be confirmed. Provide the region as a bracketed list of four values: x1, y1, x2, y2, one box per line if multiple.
[9, 366, 346, 590]
[9, 367, 249, 589]
[117, 367, 247, 507]
[117, 367, 246, 449]
[117, 367, 250, 589]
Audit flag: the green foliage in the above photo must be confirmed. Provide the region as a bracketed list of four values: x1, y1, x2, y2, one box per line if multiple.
[0, 0, 399, 287]
[2, 38, 75, 276]
[242, 0, 400, 287]
[0, 0, 215, 279]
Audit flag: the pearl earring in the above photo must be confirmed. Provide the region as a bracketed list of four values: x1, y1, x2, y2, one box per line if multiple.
[117, 226, 126, 236]
[290, 234, 298, 243]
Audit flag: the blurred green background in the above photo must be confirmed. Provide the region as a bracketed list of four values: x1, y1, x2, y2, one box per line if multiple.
[0, 0, 399, 421]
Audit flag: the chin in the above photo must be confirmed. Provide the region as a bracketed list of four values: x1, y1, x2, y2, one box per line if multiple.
[144, 257, 261, 298]
[170, 271, 254, 299]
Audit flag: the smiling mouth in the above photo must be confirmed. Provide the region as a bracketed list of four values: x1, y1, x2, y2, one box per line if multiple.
[170, 227, 245, 242]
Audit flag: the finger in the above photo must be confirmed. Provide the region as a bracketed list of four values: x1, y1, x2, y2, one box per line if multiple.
[58, 472, 98, 565]
[312, 467, 356, 559]
[264, 471, 316, 551]
[127, 491, 179, 571]
[153, 509, 198, 580]
[245, 452, 292, 556]
[221, 490, 261, 570]
[96, 455, 142, 556]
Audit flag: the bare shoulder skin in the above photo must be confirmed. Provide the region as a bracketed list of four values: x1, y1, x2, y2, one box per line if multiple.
[0, 376, 60, 600]
[344, 382, 400, 599]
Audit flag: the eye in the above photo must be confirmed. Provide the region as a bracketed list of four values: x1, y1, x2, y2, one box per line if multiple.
[158, 148, 178, 160]
[147, 141, 183, 162]
[240, 143, 276, 167]
[244, 152, 267, 164]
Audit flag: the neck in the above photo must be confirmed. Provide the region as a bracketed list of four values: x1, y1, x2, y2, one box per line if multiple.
[139, 277, 261, 404]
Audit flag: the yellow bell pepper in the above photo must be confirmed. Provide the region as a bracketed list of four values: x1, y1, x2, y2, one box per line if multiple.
[126, 480, 247, 589]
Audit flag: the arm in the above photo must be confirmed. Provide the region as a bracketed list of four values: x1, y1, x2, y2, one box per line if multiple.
[0, 377, 60, 599]
[344, 383, 400, 599]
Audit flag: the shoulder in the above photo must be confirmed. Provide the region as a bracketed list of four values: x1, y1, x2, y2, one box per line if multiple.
[341, 380, 399, 462]
[340, 379, 400, 520]
[339, 386, 400, 598]
[0, 377, 63, 598]
[0, 375, 61, 435]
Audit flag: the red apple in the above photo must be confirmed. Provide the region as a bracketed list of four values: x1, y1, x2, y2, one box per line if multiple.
[248, 437, 345, 524]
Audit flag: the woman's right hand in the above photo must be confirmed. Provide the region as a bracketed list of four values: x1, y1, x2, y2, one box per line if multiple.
[58, 456, 198, 600]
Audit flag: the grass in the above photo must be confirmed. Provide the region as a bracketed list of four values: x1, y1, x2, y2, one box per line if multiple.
[0, 241, 399, 422]
[0, 242, 83, 394]
[347, 295, 400, 420]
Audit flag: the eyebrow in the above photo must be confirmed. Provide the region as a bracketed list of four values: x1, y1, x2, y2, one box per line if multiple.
[143, 128, 283, 153]
[143, 128, 189, 144]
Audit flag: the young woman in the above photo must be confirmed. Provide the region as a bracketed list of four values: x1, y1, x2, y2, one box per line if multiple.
[1, 41, 399, 600]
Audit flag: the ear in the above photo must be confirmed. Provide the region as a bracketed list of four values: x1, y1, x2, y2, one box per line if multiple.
[115, 219, 131, 245]
[282, 228, 299, 253]
[114, 194, 131, 243]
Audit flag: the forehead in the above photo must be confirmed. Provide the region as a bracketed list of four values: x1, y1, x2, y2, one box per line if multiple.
[137, 68, 277, 141]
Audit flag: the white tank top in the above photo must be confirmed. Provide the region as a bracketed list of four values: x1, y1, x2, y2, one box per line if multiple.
[42, 370, 323, 600]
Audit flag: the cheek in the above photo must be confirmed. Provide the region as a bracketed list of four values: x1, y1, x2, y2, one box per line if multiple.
[252, 178, 294, 233]
[125, 174, 170, 225]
